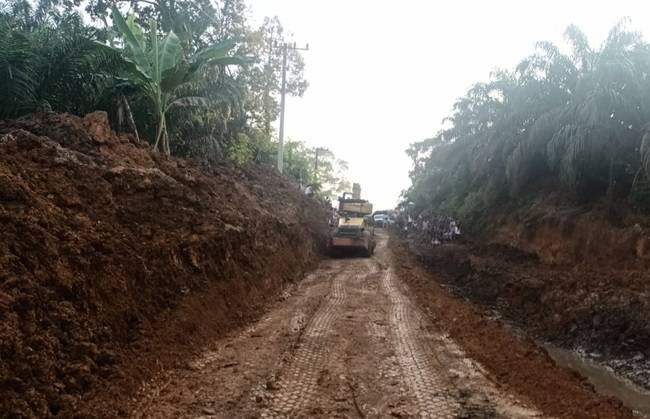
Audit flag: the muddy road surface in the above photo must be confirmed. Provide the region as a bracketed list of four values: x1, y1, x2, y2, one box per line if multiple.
[130, 233, 631, 418]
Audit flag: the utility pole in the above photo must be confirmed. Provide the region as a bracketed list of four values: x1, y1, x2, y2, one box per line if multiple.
[314, 147, 321, 173]
[276, 41, 309, 174]
[277, 44, 288, 174]
[313, 146, 327, 180]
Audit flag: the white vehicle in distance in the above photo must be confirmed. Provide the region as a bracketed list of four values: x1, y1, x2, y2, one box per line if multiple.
[373, 213, 389, 227]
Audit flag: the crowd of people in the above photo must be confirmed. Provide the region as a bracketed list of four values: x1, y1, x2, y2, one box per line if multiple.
[397, 210, 462, 245]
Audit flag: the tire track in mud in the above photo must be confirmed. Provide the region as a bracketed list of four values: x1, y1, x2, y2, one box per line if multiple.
[381, 267, 462, 418]
[260, 264, 349, 417]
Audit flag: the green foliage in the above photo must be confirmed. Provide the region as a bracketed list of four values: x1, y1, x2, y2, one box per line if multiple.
[109, 5, 246, 155]
[0, 12, 122, 118]
[405, 22, 650, 220]
[0, 0, 347, 190]
[1, 0, 310, 157]
[0, 17, 36, 117]
[281, 142, 350, 200]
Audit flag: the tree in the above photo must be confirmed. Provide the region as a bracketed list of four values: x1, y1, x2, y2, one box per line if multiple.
[1, 0, 312, 170]
[279, 142, 350, 200]
[308, 148, 350, 200]
[405, 21, 650, 221]
[109, 5, 246, 154]
[0, 12, 122, 118]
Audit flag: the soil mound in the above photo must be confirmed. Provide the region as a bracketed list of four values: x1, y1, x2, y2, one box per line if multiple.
[0, 112, 329, 418]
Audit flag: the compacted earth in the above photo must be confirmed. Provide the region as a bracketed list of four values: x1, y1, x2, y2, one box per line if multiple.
[129, 233, 632, 419]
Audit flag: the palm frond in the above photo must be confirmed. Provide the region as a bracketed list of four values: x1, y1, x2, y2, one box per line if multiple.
[0, 17, 38, 117]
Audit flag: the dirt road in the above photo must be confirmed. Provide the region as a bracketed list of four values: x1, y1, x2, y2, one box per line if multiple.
[129, 233, 630, 418]
[131, 233, 539, 418]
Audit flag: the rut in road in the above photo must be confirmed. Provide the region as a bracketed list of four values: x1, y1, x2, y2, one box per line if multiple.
[381, 267, 461, 418]
[261, 264, 351, 417]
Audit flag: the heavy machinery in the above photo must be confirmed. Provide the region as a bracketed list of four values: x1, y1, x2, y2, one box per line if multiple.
[329, 183, 376, 257]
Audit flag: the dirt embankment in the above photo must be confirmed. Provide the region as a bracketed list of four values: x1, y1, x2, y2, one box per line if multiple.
[408, 203, 650, 387]
[493, 204, 650, 269]
[0, 113, 329, 418]
[391, 239, 632, 419]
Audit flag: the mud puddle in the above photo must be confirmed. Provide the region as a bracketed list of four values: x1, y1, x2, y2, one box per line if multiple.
[545, 344, 650, 417]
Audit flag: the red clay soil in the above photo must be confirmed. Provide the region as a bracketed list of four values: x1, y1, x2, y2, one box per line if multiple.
[0, 112, 329, 418]
[390, 239, 633, 419]
[472, 203, 650, 391]
[409, 224, 650, 385]
[492, 199, 650, 269]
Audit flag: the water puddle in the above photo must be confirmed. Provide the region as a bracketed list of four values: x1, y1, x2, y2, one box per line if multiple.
[544, 344, 650, 417]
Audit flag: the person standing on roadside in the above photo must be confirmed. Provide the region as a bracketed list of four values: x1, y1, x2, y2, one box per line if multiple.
[304, 184, 315, 197]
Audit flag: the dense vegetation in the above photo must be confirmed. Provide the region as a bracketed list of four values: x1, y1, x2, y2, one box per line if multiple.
[0, 0, 348, 198]
[405, 22, 650, 221]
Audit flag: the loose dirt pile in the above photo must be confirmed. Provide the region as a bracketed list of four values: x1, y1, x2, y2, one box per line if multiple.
[0, 112, 329, 418]
[407, 203, 650, 389]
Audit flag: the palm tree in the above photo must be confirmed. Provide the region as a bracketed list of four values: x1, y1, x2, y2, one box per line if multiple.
[405, 22, 650, 219]
[523, 24, 648, 201]
[0, 16, 36, 117]
[0, 13, 121, 118]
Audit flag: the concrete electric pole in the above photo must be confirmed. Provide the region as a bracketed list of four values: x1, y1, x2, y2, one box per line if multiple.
[276, 42, 309, 174]
[314, 147, 325, 173]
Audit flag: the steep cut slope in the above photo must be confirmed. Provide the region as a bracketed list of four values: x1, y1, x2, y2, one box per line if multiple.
[408, 200, 650, 390]
[0, 112, 329, 418]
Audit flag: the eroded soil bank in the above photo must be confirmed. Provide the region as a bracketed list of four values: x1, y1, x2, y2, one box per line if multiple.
[0, 113, 329, 418]
[406, 203, 650, 393]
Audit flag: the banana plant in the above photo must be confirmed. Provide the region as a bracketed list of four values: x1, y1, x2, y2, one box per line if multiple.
[110, 5, 246, 154]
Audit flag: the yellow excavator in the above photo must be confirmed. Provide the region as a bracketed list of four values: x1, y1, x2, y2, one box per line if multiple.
[329, 184, 376, 257]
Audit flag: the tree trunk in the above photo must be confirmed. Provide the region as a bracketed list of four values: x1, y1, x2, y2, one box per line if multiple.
[121, 94, 140, 143]
[164, 129, 171, 155]
[116, 99, 125, 132]
[606, 154, 615, 209]
[154, 113, 165, 152]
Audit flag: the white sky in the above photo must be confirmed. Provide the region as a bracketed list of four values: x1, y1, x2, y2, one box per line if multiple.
[247, 0, 650, 210]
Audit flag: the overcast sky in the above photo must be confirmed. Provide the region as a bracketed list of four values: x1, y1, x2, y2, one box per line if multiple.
[247, 0, 649, 210]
